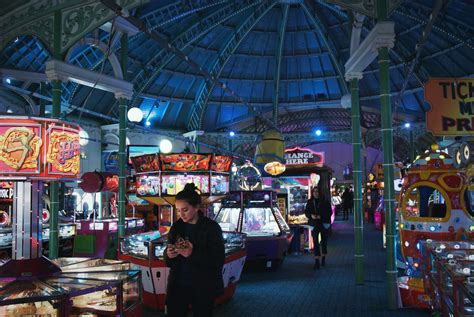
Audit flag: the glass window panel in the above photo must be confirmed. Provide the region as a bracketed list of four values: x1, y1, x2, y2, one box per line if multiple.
[243, 208, 280, 236]
[405, 186, 447, 218]
[215, 208, 240, 232]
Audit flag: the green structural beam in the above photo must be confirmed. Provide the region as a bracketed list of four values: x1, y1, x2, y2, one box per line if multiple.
[350, 77, 364, 285]
[272, 4, 289, 125]
[377, 0, 398, 310]
[118, 33, 128, 238]
[49, 10, 62, 259]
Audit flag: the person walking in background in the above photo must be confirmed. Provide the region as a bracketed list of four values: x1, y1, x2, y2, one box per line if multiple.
[164, 183, 225, 317]
[305, 187, 332, 270]
[341, 188, 351, 220]
[349, 186, 354, 215]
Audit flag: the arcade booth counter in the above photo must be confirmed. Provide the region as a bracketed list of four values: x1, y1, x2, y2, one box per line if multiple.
[264, 147, 333, 254]
[268, 147, 333, 227]
[0, 117, 143, 316]
[396, 148, 474, 308]
[215, 191, 291, 268]
[119, 230, 246, 310]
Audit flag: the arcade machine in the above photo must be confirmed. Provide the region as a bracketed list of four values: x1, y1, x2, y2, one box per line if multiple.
[119, 152, 244, 310]
[132, 152, 233, 228]
[267, 147, 333, 253]
[0, 182, 76, 258]
[73, 172, 145, 258]
[119, 230, 246, 310]
[0, 116, 142, 316]
[396, 146, 474, 308]
[215, 190, 291, 269]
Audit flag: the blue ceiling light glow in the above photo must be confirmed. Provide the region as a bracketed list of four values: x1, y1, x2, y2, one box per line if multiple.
[5, 78, 11, 84]
[315, 129, 322, 136]
[404, 122, 411, 128]
[145, 120, 151, 127]
[228, 131, 235, 137]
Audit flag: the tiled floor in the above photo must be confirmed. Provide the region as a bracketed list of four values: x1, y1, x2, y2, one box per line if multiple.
[144, 216, 431, 317]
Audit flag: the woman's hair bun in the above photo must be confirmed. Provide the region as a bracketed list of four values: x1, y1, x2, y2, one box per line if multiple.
[183, 183, 197, 192]
[176, 183, 201, 207]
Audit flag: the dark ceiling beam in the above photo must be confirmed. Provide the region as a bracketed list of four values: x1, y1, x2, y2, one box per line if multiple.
[159, 68, 340, 81]
[394, 5, 474, 51]
[394, 0, 445, 113]
[187, 0, 277, 131]
[273, 4, 289, 125]
[301, 0, 349, 95]
[409, 1, 474, 34]
[189, 43, 343, 58]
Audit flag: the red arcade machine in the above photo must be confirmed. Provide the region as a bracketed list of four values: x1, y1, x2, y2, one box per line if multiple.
[0, 116, 142, 316]
[118, 153, 246, 310]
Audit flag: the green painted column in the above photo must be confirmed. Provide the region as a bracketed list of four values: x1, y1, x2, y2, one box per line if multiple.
[350, 77, 364, 285]
[49, 10, 62, 259]
[377, 0, 398, 310]
[118, 33, 128, 238]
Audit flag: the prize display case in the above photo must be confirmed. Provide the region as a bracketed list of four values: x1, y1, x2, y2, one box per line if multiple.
[0, 258, 142, 316]
[132, 153, 233, 205]
[118, 230, 246, 310]
[416, 241, 474, 316]
[215, 191, 291, 268]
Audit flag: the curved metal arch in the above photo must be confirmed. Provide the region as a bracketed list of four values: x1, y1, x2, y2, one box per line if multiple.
[187, 1, 277, 131]
[65, 37, 123, 79]
[0, 0, 148, 54]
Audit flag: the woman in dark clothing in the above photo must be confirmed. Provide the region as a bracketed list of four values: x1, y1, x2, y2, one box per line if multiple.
[164, 183, 225, 317]
[305, 187, 332, 270]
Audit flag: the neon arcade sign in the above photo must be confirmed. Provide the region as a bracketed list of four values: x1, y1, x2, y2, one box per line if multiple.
[284, 147, 325, 166]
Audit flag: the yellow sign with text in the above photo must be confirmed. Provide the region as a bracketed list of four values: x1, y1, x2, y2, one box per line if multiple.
[425, 78, 474, 136]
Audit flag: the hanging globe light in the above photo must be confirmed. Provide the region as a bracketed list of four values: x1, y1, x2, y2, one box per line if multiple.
[160, 139, 173, 154]
[127, 107, 143, 122]
[79, 129, 89, 146]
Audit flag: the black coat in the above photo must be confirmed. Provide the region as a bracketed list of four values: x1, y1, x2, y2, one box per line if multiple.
[305, 198, 332, 226]
[164, 213, 225, 299]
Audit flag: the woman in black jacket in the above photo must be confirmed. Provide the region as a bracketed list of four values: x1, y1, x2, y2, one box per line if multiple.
[305, 186, 332, 270]
[164, 183, 225, 317]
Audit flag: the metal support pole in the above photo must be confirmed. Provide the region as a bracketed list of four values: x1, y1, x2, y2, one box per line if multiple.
[377, 0, 398, 310]
[118, 33, 128, 238]
[49, 10, 62, 259]
[409, 129, 415, 162]
[39, 82, 46, 116]
[351, 78, 364, 285]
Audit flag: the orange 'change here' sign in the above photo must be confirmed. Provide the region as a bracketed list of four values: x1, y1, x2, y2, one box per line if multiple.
[425, 78, 474, 136]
